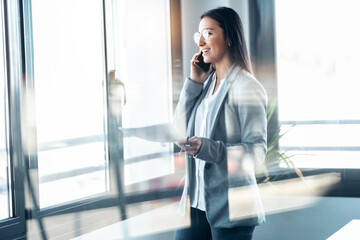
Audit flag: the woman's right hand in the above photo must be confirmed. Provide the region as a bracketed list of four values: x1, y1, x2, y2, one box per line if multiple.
[190, 51, 213, 84]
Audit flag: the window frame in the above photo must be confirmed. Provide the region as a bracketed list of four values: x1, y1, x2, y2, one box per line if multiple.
[20, 0, 124, 221]
[248, 0, 360, 197]
[0, 0, 183, 238]
[20, 0, 184, 237]
[0, 0, 26, 239]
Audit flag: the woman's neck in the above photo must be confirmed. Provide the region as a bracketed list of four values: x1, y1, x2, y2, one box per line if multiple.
[214, 57, 234, 80]
[211, 57, 234, 95]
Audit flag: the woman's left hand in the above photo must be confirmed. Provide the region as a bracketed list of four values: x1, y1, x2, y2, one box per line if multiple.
[177, 136, 202, 156]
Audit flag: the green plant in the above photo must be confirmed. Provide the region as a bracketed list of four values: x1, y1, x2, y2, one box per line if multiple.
[258, 98, 303, 182]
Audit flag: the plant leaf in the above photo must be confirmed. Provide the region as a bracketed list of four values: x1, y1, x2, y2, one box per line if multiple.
[267, 97, 278, 122]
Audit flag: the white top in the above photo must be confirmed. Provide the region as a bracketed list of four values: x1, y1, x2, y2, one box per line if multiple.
[191, 75, 225, 211]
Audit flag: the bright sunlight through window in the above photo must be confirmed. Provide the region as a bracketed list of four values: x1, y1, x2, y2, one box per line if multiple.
[276, 0, 360, 169]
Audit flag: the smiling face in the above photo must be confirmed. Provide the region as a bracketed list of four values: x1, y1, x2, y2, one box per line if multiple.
[197, 17, 230, 65]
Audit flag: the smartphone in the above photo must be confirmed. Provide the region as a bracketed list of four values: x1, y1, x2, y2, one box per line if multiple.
[194, 52, 211, 72]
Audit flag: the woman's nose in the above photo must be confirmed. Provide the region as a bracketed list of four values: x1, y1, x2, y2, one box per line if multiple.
[198, 36, 205, 46]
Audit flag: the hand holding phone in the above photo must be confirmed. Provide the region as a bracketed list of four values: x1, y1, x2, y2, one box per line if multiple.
[190, 51, 212, 83]
[194, 52, 211, 72]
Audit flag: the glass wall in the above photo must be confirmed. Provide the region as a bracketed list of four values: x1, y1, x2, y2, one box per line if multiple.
[276, 0, 360, 169]
[22, 0, 184, 237]
[31, 0, 109, 208]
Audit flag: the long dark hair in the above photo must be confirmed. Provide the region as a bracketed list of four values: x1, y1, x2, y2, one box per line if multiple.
[201, 7, 253, 74]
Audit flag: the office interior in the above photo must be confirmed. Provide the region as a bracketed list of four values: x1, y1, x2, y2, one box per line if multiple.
[1, 0, 360, 239]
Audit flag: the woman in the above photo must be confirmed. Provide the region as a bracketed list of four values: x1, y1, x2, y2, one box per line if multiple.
[174, 7, 268, 240]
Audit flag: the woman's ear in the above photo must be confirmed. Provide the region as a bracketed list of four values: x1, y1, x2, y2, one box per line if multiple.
[226, 37, 231, 47]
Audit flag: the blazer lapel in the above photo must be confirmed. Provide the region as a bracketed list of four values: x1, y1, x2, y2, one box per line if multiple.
[208, 65, 241, 139]
[186, 65, 242, 139]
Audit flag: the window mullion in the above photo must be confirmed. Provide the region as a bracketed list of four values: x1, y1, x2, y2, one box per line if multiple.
[0, 0, 26, 238]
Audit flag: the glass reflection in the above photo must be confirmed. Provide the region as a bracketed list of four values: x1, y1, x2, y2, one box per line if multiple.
[229, 173, 340, 221]
[111, 0, 174, 189]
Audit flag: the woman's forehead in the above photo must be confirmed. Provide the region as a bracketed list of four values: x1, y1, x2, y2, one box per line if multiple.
[198, 17, 220, 32]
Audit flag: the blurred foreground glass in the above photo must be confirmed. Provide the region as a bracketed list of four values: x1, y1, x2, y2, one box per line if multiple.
[276, 0, 360, 168]
[112, 0, 174, 189]
[0, 2, 11, 219]
[32, 0, 108, 208]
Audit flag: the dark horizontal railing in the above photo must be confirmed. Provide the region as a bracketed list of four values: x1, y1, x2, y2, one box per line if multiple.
[37, 134, 105, 151]
[38, 151, 176, 184]
[3, 120, 359, 186]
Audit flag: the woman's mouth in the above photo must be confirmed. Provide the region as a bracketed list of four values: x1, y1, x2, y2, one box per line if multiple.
[202, 48, 210, 55]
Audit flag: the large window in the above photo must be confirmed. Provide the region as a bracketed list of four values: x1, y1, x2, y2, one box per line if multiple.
[1, 0, 186, 238]
[18, 0, 182, 238]
[275, 0, 360, 169]
[31, 0, 109, 208]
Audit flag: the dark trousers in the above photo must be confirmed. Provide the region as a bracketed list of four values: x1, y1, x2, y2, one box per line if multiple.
[174, 207, 255, 240]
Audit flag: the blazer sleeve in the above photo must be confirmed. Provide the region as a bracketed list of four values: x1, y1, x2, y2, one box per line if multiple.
[172, 77, 204, 136]
[195, 78, 268, 167]
[235, 80, 268, 167]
